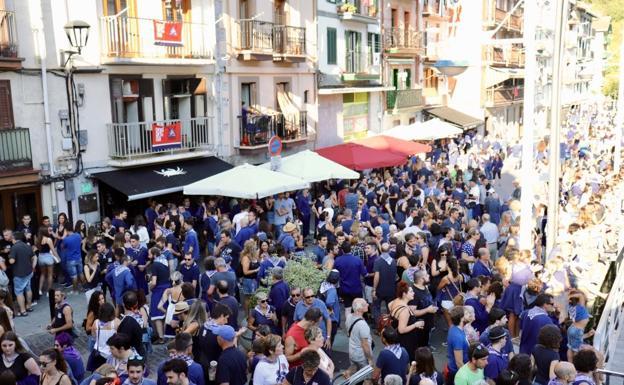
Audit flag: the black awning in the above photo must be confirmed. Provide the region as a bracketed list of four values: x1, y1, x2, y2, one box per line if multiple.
[425, 106, 484, 129]
[93, 157, 232, 201]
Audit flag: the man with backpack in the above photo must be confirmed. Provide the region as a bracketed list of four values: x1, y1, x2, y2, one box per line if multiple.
[345, 298, 374, 377]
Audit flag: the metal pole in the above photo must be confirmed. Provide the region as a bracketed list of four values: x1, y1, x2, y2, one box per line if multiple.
[545, 0, 568, 256]
[614, 28, 624, 172]
[519, 0, 536, 251]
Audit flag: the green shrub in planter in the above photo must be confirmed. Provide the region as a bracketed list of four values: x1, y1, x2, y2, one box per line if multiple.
[284, 258, 326, 293]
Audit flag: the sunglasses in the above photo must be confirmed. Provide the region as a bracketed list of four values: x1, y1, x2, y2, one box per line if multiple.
[40, 361, 52, 368]
[304, 295, 315, 299]
[184, 258, 193, 261]
[259, 300, 267, 303]
[291, 293, 301, 297]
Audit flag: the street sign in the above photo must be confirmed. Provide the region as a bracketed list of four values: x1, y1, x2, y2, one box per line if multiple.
[268, 135, 283, 157]
[270, 155, 282, 172]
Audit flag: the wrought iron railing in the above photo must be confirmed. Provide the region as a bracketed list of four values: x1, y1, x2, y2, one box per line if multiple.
[386, 89, 424, 110]
[0, 10, 18, 58]
[106, 117, 214, 159]
[485, 86, 524, 105]
[483, 46, 525, 67]
[273, 25, 306, 56]
[384, 27, 423, 50]
[239, 111, 307, 147]
[0, 128, 32, 172]
[100, 15, 213, 60]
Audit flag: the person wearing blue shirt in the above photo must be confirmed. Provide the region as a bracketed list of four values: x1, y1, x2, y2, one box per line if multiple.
[145, 202, 158, 237]
[311, 235, 328, 265]
[472, 250, 493, 278]
[447, 306, 469, 382]
[480, 308, 514, 356]
[341, 209, 355, 235]
[277, 223, 297, 253]
[296, 189, 312, 238]
[258, 253, 286, 283]
[62, 225, 84, 290]
[519, 294, 556, 354]
[202, 207, 220, 255]
[126, 234, 149, 294]
[112, 209, 128, 233]
[234, 217, 255, 247]
[484, 326, 509, 380]
[294, 288, 332, 341]
[178, 253, 200, 294]
[124, 358, 156, 385]
[464, 278, 493, 334]
[183, 219, 200, 262]
[320, 270, 341, 346]
[373, 327, 410, 385]
[215, 231, 242, 269]
[107, 255, 137, 305]
[157, 333, 205, 385]
[268, 267, 289, 320]
[334, 242, 366, 309]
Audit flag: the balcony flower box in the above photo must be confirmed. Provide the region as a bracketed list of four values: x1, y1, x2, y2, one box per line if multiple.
[338, 3, 357, 16]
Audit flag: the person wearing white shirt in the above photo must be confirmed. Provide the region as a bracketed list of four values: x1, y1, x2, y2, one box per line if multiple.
[232, 203, 249, 235]
[479, 214, 499, 260]
[253, 334, 289, 385]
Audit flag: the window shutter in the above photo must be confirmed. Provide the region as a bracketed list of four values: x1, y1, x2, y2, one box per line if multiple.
[0, 80, 14, 130]
[327, 28, 337, 65]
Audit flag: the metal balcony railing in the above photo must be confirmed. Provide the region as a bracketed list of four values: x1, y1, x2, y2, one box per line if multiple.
[345, 50, 369, 73]
[238, 19, 274, 51]
[100, 15, 212, 60]
[239, 111, 307, 147]
[273, 25, 306, 56]
[386, 89, 424, 110]
[483, 0, 523, 31]
[107, 117, 214, 160]
[483, 46, 525, 67]
[383, 27, 423, 50]
[0, 128, 32, 172]
[485, 86, 524, 106]
[0, 10, 18, 58]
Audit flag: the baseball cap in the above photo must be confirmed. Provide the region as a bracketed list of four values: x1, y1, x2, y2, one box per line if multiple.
[213, 325, 236, 342]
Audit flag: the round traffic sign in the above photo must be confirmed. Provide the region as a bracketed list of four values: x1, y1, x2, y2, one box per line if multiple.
[268, 135, 283, 156]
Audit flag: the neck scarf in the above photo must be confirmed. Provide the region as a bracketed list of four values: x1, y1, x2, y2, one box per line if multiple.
[254, 305, 273, 318]
[381, 253, 393, 265]
[154, 255, 168, 267]
[384, 343, 403, 359]
[319, 281, 335, 294]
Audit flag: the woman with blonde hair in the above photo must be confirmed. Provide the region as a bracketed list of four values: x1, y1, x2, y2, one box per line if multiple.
[304, 326, 334, 377]
[158, 271, 186, 339]
[500, 249, 534, 337]
[252, 334, 289, 385]
[241, 239, 261, 314]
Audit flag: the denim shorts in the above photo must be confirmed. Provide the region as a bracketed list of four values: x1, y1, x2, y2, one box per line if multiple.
[14, 273, 33, 296]
[65, 259, 82, 279]
[38, 252, 55, 266]
[241, 278, 258, 295]
[567, 324, 584, 352]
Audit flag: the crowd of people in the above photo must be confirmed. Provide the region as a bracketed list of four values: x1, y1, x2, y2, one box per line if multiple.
[0, 102, 618, 385]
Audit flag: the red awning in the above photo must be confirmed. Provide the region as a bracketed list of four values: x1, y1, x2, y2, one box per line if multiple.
[355, 135, 432, 157]
[316, 142, 407, 171]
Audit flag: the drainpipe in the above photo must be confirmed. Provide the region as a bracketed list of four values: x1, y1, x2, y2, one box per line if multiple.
[33, 0, 58, 217]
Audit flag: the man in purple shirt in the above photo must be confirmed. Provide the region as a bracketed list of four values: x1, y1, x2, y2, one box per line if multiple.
[334, 242, 366, 310]
[519, 293, 556, 354]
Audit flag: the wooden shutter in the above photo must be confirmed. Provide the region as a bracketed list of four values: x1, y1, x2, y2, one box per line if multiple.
[327, 28, 337, 65]
[0, 80, 14, 130]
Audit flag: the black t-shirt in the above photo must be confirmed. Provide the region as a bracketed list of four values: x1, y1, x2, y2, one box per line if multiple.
[118, 315, 145, 357]
[533, 344, 560, 385]
[216, 346, 247, 385]
[281, 300, 297, 331]
[285, 366, 331, 385]
[218, 296, 239, 330]
[152, 261, 171, 285]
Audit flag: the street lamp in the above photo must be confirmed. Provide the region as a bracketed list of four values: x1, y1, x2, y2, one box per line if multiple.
[63, 20, 90, 55]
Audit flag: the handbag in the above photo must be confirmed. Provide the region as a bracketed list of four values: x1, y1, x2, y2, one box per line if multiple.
[0, 270, 8, 287]
[165, 294, 175, 325]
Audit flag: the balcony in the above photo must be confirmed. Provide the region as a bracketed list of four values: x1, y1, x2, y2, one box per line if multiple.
[386, 89, 425, 111]
[484, 86, 524, 107]
[0, 10, 22, 69]
[0, 128, 32, 173]
[236, 19, 306, 62]
[343, 50, 380, 81]
[239, 111, 308, 149]
[483, 46, 525, 67]
[483, 1, 523, 32]
[337, 1, 379, 24]
[99, 15, 213, 65]
[422, 0, 448, 21]
[383, 28, 423, 54]
[106, 117, 214, 165]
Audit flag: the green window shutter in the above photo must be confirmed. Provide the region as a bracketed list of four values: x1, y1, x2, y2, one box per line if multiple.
[405, 69, 411, 88]
[327, 28, 337, 65]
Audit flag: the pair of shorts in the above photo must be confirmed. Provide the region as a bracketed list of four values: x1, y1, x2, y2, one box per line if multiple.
[241, 278, 258, 295]
[65, 259, 82, 279]
[38, 252, 55, 266]
[567, 325, 584, 351]
[14, 273, 33, 296]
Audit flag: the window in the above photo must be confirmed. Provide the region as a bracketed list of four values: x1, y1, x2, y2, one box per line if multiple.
[327, 28, 337, 65]
[241, 82, 257, 110]
[0, 80, 13, 129]
[162, 0, 189, 22]
[367, 33, 380, 66]
[304, 90, 309, 103]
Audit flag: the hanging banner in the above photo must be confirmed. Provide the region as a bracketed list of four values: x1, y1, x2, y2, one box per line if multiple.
[153, 20, 183, 46]
[152, 122, 182, 150]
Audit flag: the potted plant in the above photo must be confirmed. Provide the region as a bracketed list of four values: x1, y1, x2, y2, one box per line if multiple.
[368, 5, 377, 17]
[338, 3, 357, 17]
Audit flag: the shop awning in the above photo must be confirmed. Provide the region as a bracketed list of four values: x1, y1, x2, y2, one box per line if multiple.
[424, 106, 484, 129]
[318, 86, 395, 95]
[316, 142, 407, 171]
[93, 157, 233, 201]
[484, 67, 525, 88]
[355, 135, 431, 156]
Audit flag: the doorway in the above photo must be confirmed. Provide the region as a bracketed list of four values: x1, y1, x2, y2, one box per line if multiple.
[0, 187, 42, 231]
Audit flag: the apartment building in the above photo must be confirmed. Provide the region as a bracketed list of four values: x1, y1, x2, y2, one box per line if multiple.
[590, 16, 611, 96]
[481, 0, 524, 139]
[219, 0, 316, 163]
[380, 0, 425, 129]
[0, 0, 220, 227]
[316, 0, 387, 146]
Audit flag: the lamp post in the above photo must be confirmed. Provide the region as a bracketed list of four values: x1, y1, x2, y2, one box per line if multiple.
[62, 20, 90, 161]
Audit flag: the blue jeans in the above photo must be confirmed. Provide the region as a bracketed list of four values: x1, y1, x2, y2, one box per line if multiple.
[65, 259, 82, 279]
